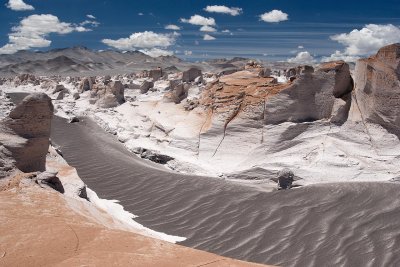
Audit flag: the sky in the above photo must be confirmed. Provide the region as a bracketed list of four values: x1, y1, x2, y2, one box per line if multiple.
[1, 0, 400, 62]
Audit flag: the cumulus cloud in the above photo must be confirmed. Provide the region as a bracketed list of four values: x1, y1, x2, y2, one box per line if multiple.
[321, 51, 360, 63]
[6, 0, 34, 11]
[200, 25, 217, 32]
[165, 24, 181, 30]
[260, 10, 288, 23]
[330, 24, 400, 56]
[0, 14, 91, 54]
[203, 34, 216, 41]
[139, 48, 173, 57]
[181, 14, 216, 26]
[287, 51, 316, 64]
[204, 5, 242, 16]
[298, 45, 304, 49]
[87, 14, 96, 19]
[102, 31, 177, 50]
[184, 50, 192, 56]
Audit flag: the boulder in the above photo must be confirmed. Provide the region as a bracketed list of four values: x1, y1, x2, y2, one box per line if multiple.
[182, 68, 202, 82]
[163, 83, 189, 104]
[149, 68, 163, 81]
[92, 81, 125, 108]
[258, 68, 272, 78]
[52, 84, 66, 94]
[2, 93, 53, 173]
[350, 43, 400, 137]
[78, 77, 95, 93]
[73, 92, 80, 100]
[277, 168, 294, 190]
[140, 81, 154, 94]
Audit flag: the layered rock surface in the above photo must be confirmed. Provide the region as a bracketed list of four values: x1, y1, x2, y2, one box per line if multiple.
[1, 93, 53, 173]
[350, 43, 400, 137]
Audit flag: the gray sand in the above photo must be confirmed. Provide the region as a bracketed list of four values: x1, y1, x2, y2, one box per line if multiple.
[8, 93, 400, 267]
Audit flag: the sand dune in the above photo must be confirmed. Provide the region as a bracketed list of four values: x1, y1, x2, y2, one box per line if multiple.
[50, 115, 400, 267]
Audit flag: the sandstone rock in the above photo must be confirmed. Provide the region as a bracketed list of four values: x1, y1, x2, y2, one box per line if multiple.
[2, 93, 53, 173]
[52, 84, 66, 94]
[92, 81, 125, 108]
[265, 61, 353, 125]
[56, 90, 65, 100]
[107, 81, 125, 104]
[350, 43, 400, 137]
[140, 80, 154, 94]
[163, 83, 189, 104]
[182, 67, 202, 82]
[149, 68, 163, 81]
[258, 68, 272, 78]
[277, 168, 294, 190]
[79, 77, 95, 93]
[34, 171, 64, 193]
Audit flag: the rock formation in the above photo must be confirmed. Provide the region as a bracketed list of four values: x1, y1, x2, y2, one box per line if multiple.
[1, 93, 53, 173]
[182, 67, 202, 82]
[350, 43, 400, 137]
[79, 77, 95, 93]
[92, 81, 125, 108]
[264, 61, 353, 125]
[140, 80, 154, 94]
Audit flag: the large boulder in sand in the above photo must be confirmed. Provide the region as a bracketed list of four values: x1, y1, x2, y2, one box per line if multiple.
[2, 93, 53, 173]
[350, 43, 400, 137]
[264, 61, 353, 125]
[182, 68, 202, 82]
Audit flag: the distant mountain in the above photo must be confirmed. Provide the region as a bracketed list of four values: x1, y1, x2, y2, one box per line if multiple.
[0, 47, 253, 77]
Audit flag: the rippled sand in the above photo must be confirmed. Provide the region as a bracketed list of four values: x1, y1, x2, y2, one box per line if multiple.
[45, 114, 400, 267]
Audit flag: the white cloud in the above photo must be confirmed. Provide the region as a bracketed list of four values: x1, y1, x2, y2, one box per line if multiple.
[165, 24, 181, 30]
[87, 14, 96, 19]
[330, 24, 400, 56]
[222, 29, 230, 33]
[102, 31, 176, 50]
[139, 48, 173, 57]
[0, 14, 90, 54]
[180, 14, 216, 26]
[184, 50, 192, 56]
[287, 51, 316, 64]
[298, 45, 304, 49]
[200, 25, 217, 32]
[75, 26, 91, 32]
[260, 10, 288, 23]
[204, 5, 242, 16]
[80, 20, 100, 27]
[138, 12, 144, 16]
[321, 50, 360, 63]
[6, 0, 34, 11]
[203, 34, 216, 41]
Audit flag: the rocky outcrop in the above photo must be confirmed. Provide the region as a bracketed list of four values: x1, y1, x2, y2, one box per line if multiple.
[92, 81, 125, 108]
[350, 43, 400, 137]
[182, 67, 202, 82]
[1, 93, 53, 173]
[264, 61, 353, 125]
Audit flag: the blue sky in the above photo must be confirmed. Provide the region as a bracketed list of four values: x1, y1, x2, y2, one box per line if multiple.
[1, 0, 400, 62]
